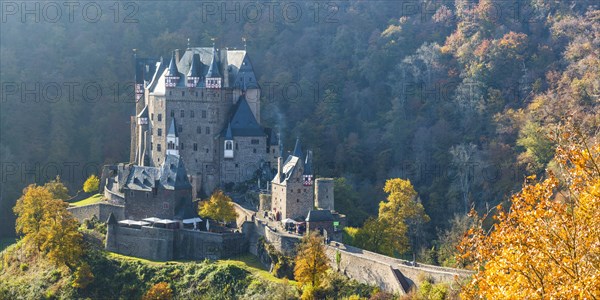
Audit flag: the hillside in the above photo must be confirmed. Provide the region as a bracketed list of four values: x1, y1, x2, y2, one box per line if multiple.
[2, 1, 598, 243]
[0, 240, 301, 299]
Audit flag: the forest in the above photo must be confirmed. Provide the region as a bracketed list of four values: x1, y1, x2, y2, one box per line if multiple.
[1, 0, 598, 260]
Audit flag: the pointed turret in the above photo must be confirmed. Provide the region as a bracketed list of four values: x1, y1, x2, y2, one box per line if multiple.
[167, 51, 179, 76]
[224, 122, 234, 158]
[205, 44, 222, 88]
[167, 118, 178, 137]
[224, 122, 233, 140]
[167, 118, 179, 156]
[206, 45, 221, 78]
[303, 150, 313, 186]
[165, 51, 180, 88]
[186, 53, 202, 88]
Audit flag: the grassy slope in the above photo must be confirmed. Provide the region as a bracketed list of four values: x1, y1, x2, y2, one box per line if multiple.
[218, 254, 297, 285]
[70, 194, 103, 207]
[1, 245, 297, 299]
[107, 251, 294, 285]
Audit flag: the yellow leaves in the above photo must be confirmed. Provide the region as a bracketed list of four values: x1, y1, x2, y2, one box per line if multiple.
[198, 190, 238, 224]
[294, 233, 330, 289]
[13, 183, 84, 269]
[142, 282, 173, 300]
[83, 174, 100, 193]
[459, 139, 600, 299]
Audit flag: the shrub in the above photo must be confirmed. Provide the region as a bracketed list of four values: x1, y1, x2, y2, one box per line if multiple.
[142, 282, 173, 300]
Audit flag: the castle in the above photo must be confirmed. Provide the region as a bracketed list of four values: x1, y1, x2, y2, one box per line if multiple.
[75, 43, 471, 294]
[129, 45, 277, 198]
[101, 44, 341, 226]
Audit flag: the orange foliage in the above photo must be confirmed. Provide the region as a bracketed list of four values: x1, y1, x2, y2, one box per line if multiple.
[458, 129, 600, 299]
[143, 282, 173, 300]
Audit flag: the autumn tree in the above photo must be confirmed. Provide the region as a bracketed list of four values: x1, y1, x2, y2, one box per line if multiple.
[377, 178, 430, 256]
[44, 176, 70, 201]
[198, 190, 238, 225]
[294, 233, 330, 291]
[142, 282, 173, 300]
[352, 218, 392, 255]
[14, 186, 53, 249]
[83, 174, 100, 193]
[13, 184, 84, 268]
[458, 131, 600, 299]
[38, 198, 84, 267]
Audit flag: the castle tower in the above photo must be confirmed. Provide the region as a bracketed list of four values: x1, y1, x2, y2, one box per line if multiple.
[186, 53, 202, 88]
[315, 178, 334, 211]
[205, 44, 222, 89]
[166, 118, 179, 156]
[165, 51, 180, 88]
[224, 123, 234, 158]
[271, 138, 314, 220]
[136, 105, 150, 166]
[128, 44, 270, 194]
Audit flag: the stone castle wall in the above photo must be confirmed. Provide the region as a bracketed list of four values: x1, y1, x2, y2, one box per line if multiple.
[106, 224, 247, 261]
[324, 245, 407, 293]
[106, 225, 174, 261]
[68, 202, 125, 223]
[103, 203, 472, 293]
[221, 136, 268, 185]
[315, 178, 334, 211]
[123, 188, 191, 220]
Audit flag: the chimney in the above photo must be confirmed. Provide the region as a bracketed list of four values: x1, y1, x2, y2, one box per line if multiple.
[174, 49, 180, 62]
[277, 141, 283, 182]
[277, 156, 283, 182]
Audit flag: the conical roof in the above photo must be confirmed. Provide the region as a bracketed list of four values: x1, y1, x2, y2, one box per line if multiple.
[168, 118, 178, 137]
[167, 51, 179, 77]
[206, 45, 221, 78]
[187, 53, 202, 78]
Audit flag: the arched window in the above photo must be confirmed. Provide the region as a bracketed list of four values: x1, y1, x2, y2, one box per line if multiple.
[225, 141, 233, 150]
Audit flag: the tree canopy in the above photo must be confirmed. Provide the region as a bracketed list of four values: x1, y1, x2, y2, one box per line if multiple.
[83, 175, 100, 193]
[294, 233, 330, 290]
[13, 182, 84, 268]
[198, 190, 238, 224]
[458, 128, 600, 299]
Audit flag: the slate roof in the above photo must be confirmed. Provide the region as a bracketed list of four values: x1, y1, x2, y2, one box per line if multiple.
[306, 210, 334, 222]
[187, 53, 203, 78]
[303, 150, 313, 175]
[271, 138, 313, 184]
[166, 51, 180, 77]
[135, 57, 160, 85]
[206, 46, 222, 78]
[148, 47, 257, 93]
[161, 154, 191, 190]
[224, 122, 233, 140]
[167, 118, 178, 137]
[124, 154, 191, 191]
[233, 55, 259, 90]
[221, 95, 265, 137]
[137, 105, 148, 119]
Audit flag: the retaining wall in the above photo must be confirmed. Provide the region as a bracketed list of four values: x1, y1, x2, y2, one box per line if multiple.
[68, 202, 125, 223]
